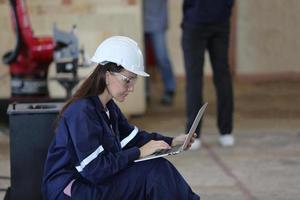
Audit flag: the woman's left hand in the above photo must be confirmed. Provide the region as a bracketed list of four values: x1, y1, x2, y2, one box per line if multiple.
[172, 133, 197, 150]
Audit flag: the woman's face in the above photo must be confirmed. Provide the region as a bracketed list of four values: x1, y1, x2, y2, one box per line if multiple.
[106, 69, 138, 102]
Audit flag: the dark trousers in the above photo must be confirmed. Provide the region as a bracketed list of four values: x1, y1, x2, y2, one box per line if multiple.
[59, 158, 199, 200]
[182, 20, 234, 136]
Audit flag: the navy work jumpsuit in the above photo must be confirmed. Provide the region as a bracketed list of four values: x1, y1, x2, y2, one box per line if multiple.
[42, 96, 200, 200]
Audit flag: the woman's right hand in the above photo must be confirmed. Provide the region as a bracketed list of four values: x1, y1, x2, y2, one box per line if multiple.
[139, 140, 171, 158]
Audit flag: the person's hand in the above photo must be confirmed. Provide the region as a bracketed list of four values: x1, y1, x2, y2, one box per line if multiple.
[171, 134, 187, 147]
[139, 140, 171, 158]
[185, 133, 197, 150]
[172, 133, 197, 150]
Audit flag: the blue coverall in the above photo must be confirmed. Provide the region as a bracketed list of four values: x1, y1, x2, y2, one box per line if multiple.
[42, 96, 200, 200]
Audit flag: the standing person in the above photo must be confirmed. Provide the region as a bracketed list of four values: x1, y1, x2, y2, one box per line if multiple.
[181, 0, 235, 149]
[143, 0, 176, 105]
[42, 36, 200, 200]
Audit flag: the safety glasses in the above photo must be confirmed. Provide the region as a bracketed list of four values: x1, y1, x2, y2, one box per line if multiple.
[110, 72, 137, 87]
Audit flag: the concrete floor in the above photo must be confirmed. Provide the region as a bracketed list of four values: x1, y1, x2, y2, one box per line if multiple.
[0, 77, 300, 200]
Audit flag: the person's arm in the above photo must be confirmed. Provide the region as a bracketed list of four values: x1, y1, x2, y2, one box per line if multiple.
[65, 108, 140, 185]
[114, 103, 173, 148]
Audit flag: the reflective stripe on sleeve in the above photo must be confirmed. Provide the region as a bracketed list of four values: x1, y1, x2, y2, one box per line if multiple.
[75, 126, 138, 172]
[75, 145, 104, 172]
[120, 126, 138, 148]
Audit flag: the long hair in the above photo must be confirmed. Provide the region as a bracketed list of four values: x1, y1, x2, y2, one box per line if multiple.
[58, 62, 124, 119]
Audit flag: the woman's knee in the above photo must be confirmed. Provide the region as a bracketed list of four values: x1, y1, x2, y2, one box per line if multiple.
[147, 158, 175, 176]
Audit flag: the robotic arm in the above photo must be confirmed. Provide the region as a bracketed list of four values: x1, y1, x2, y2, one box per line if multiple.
[2, 0, 22, 65]
[3, 0, 89, 99]
[2, 0, 54, 98]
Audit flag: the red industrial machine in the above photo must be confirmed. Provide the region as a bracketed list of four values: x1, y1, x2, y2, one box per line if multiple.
[3, 0, 54, 99]
[2, 0, 88, 101]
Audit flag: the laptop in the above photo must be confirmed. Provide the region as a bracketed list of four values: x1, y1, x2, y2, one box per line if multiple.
[134, 102, 208, 162]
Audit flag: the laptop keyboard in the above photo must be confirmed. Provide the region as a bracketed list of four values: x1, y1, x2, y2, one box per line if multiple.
[154, 145, 181, 156]
[154, 149, 172, 155]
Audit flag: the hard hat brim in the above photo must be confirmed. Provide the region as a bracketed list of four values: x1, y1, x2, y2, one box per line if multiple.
[90, 58, 150, 77]
[133, 70, 150, 77]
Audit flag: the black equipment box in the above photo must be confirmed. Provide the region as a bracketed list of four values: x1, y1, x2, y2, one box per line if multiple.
[6, 102, 63, 200]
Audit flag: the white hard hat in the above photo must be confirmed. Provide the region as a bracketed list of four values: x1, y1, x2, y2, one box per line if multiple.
[91, 36, 149, 77]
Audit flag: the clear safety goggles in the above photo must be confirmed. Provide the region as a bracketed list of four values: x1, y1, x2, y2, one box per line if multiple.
[111, 72, 137, 87]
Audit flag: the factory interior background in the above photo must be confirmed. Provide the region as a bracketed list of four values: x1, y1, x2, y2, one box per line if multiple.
[0, 0, 300, 200]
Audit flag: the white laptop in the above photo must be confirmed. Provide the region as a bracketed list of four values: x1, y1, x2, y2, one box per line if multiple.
[134, 102, 208, 162]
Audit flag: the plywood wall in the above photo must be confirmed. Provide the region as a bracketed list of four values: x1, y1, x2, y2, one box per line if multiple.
[236, 0, 300, 76]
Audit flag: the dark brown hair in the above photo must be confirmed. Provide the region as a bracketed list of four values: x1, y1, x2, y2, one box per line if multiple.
[58, 62, 124, 119]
